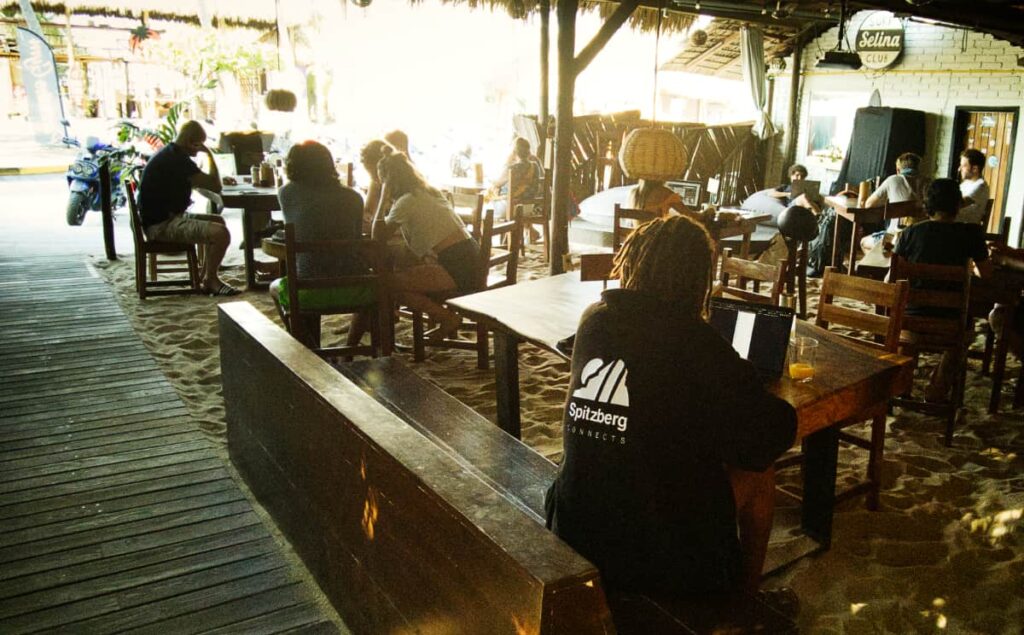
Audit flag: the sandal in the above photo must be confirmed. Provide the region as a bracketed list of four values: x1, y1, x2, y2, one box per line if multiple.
[756, 587, 800, 620]
[206, 283, 241, 297]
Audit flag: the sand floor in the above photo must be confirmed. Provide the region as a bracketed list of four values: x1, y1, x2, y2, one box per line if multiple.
[91, 246, 1022, 634]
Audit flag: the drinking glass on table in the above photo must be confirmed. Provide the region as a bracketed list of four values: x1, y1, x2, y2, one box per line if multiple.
[789, 336, 818, 382]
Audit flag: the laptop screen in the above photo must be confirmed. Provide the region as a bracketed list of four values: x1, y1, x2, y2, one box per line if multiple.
[708, 298, 794, 379]
[789, 179, 820, 199]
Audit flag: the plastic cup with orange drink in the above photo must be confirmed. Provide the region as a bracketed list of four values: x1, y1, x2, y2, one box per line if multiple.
[789, 336, 818, 382]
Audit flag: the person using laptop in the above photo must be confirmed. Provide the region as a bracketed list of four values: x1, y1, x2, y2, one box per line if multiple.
[769, 163, 821, 214]
[546, 215, 797, 603]
[626, 178, 709, 223]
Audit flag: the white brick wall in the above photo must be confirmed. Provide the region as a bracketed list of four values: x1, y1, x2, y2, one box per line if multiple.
[768, 11, 1024, 245]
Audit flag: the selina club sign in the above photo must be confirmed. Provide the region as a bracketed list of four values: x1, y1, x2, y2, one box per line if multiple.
[856, 13, 904, 69]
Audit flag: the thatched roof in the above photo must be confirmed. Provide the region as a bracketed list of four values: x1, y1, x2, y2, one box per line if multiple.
[4, 0, 1022, 59]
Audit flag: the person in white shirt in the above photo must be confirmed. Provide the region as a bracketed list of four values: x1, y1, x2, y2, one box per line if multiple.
[957, 148, 990, 225]
[859, 152, 929, 253]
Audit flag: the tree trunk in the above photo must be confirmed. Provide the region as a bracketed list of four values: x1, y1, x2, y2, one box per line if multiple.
[549, 0, 577, 275]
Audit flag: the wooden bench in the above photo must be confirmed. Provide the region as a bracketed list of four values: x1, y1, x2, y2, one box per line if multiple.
[218, 302, 796, 634]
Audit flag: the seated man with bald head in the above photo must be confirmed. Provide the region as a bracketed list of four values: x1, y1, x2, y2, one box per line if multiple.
[139, 120, 238, 296]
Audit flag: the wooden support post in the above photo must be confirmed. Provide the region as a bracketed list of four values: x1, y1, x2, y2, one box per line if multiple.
[783, 37, 803, 179]
[549, 0, 638, 275]
[99, 160, 116, 260]
[549, 0, 577, 275]
[539, 0, 550, 146]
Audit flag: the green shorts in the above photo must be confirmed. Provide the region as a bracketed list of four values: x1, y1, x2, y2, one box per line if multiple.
[275, 277, 376, 311]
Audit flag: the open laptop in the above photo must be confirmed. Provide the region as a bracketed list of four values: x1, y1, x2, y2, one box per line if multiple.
[708, 297, 794, 380]
[789, 179, 821, 199]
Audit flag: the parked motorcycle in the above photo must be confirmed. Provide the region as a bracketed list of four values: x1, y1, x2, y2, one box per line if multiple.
[65, 138, 132, 226]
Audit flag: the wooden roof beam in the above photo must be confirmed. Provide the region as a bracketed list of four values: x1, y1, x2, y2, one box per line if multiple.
[574, 0, 639, 76]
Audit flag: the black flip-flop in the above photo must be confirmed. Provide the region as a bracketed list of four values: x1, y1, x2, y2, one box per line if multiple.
[207, 283, 241, 297]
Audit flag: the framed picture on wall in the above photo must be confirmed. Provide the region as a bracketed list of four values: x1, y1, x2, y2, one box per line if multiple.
[667, 180, 703, 207]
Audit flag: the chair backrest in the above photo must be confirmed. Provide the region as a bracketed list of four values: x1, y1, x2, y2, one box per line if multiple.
[579, 252, 615, 283]
[815, 266, 909, 353]
[718, 248, 785, 306]
[889, 254, 973, 346]
[457, 193, 484, 243]
[124, 179, 147, 252]
[612, 204, 659, 252]
[884, 199, 925, 226]
[984, 215, 1011, 246]
[478, 208, 521, 290]
[283, 223, 389, 320]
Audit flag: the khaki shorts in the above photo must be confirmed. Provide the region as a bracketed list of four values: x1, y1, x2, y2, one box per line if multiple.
[146, 213, 220, 244]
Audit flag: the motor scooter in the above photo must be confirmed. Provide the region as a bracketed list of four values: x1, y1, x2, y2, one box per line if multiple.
[65, 138, 131, 226]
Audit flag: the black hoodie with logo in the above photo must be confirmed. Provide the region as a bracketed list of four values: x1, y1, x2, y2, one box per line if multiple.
[546, 288, 797, 597]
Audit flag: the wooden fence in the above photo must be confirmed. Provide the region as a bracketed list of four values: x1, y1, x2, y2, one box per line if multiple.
[567, 111, 768, 207]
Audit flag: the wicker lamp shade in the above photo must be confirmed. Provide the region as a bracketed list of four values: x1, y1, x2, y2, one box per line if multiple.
[264, 89, 297, 113]
[618, 127, 687, 181]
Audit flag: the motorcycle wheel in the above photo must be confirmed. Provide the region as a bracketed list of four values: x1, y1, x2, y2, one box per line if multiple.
[66, 191, 89, 226]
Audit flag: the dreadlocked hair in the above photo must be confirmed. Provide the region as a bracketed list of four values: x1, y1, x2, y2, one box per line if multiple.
[611, 215, 715, 320]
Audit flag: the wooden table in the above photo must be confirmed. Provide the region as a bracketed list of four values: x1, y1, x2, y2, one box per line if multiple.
[712, 210, 773, 259]
[221, 185, 280, 290]
[825, 195, 888, 272]
[449, 272, 913, 547]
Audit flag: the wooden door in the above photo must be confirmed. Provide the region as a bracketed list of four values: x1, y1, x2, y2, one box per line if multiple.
[951, 108, 1017, 232]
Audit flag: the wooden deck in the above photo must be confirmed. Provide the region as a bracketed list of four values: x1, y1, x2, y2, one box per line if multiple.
[0, 257, 341, 634]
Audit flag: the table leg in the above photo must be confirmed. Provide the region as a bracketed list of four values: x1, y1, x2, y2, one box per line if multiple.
[740, 229, 752, 259]
[830, 211, 843, 270]
[988, 321, 1010, 413]
[242, 207, 257, 290]
[801, 425, 839, 548]
[849, 221, 860, 276]
[493, 331, 522, 439]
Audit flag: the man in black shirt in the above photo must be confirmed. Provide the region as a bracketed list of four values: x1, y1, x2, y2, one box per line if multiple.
[546, 216, 797, 599]
[893, 178, 992, 400]
[139, 120, 237, 296]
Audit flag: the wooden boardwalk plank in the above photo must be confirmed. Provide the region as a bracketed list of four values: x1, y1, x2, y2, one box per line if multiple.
[0, 429, 201, 472]
[0, 489, 248, 556]
[0, 475, 237, 533]
[0, 465, 229, 524]
[0, 257, 340, 634]
[0, 511, 262, 583]
[202, 603, 338, 635]
[0, 394, 185, 432]
[0, 529, 274, 616]
[0, 452, 221, 507]
[0, 410, 189, 454]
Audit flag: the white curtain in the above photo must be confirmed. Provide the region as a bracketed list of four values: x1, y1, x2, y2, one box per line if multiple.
[741, 27, 777, 140]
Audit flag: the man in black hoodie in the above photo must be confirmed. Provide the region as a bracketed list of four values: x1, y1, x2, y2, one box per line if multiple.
[546, 215, 797, 598]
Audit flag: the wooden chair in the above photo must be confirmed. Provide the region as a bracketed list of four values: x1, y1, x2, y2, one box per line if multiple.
[612, 204, 659, 252]
[715, 247, 785, 306]
[124, 180, 201, 300]
[889, 255, 974, 446]
[509, 167, 550, 262]
[579, 252, 615, 284]
[968, 270, 1023, 413]
[446, 191, 484, 243]
[806, 267, 909, 509]
[274, 223, 392, 360]
[412, 209, 522, 369]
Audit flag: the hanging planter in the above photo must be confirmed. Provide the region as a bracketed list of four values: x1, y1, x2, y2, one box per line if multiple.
[264, 89, 297, 112]
[618, 127, 686, 181]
